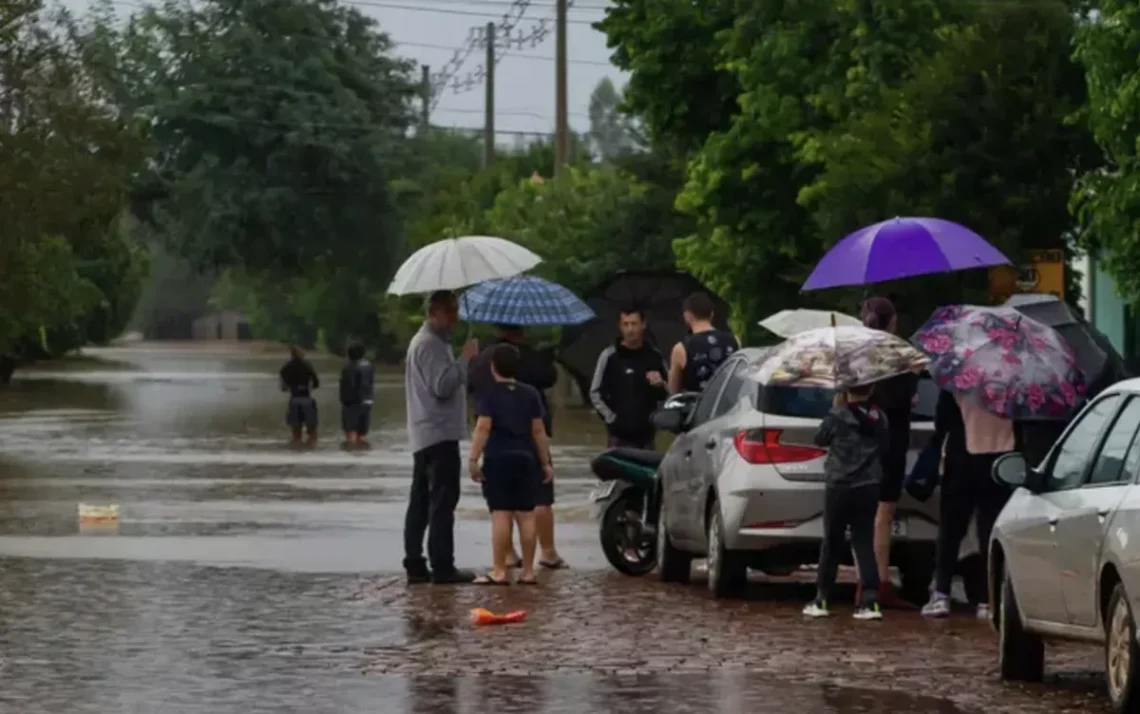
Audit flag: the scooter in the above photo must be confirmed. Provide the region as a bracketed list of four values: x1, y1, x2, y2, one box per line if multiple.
[588, 393, 698, 576]
[590, 447, 663, 576]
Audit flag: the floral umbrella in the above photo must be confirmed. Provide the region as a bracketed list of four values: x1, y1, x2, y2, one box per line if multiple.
[750, 325, 929, 388]
[911, 305, 1087, 420]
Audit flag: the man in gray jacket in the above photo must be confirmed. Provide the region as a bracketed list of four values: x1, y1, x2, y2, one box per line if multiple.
[403, 290, 480, 584]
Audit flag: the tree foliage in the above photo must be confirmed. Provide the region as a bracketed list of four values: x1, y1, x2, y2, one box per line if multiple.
[586, 78, 639, 161]
[603, 0, 1096, 338]
[1072, 1, 1140, 300]
[485, 164, 675, 297]
[74, 0, 418, 277]
[0, 0, 149, 381]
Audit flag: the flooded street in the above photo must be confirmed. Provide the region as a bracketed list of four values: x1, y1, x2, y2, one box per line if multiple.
[0, 344, 1113, 713]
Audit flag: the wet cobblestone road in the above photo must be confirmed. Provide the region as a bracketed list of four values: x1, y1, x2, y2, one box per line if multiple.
[0, 560, 1114, 714]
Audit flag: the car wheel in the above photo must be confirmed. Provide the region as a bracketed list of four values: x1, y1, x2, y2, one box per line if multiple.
[707, 500, 748, 598]
[656, 495, 693, 584]
[998, 565, 1044, 682]
[1106, 583, 1140, 713]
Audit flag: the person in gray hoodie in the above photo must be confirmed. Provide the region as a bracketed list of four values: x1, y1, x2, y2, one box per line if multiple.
[802, 384, 889, 621]
[403, 290, 480, 584]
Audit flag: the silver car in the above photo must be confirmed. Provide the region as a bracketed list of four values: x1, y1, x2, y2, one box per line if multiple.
[989, 379, 1140, 712]
[653, 347, 940, 598]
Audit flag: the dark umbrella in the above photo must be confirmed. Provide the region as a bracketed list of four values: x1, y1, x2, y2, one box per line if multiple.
[1004, 294, 1130, 397]
[558, 270, 732, 398]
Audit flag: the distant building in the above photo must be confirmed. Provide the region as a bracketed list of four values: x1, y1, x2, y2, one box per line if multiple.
[191, 311, 252, 341]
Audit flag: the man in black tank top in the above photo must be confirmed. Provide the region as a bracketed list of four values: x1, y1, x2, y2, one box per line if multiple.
[669, 292, 740, 394]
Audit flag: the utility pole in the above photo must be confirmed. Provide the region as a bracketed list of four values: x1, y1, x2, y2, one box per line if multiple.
[554, 0, 569, 177]
[484, 22, 496, 168]
[420, 64, 431, 129]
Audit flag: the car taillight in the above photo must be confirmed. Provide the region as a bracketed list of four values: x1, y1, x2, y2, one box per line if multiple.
[733, 428, 826, 465]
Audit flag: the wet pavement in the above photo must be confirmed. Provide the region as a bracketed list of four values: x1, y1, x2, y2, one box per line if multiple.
[0, 344, 1115, 713]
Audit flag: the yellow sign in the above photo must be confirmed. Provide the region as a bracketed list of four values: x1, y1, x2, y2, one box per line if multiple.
[989, 249, 1064, 303]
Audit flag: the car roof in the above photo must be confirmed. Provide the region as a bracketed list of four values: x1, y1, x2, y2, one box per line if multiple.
[1102, 377, 1140, 396]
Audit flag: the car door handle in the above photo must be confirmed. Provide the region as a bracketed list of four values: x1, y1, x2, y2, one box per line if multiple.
[684, 450, 692, 458]
[1098, 509, 1111, 522]
[704, 439, 717, 450]
[1048, 517, 1058, 528]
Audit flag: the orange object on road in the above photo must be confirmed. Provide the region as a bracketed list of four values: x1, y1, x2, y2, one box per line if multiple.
[470, 608, 528, 626]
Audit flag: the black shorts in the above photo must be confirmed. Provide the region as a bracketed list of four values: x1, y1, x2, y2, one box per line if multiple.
[537, 478, 554, 507]
[482, 451, 540, 512]
[879, 442, 908, 503]
[341, 403, 372, 436]
[285, 397, 318, 430]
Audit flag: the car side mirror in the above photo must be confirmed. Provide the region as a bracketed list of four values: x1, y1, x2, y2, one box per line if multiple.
[651, 407, 686, 433]
[992, 452, 1028, 489]
[652, 392, 699, 434]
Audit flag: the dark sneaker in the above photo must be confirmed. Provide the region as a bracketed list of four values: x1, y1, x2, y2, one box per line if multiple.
[431, 568, 476, 584]
[406, 570, 432, 585]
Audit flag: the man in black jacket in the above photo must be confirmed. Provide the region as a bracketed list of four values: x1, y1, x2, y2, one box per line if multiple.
[469, 324, 565, 569]
[589, 308, 669, 449]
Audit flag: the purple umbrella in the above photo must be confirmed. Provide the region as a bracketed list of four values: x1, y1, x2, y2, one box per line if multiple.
[802, 217, 1011, 291]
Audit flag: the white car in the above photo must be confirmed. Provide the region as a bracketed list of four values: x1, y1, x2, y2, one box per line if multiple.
[990, 378, 1140, 713]
[653, 347, 940, 598]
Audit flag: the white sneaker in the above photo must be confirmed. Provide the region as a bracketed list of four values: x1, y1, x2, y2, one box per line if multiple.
[921, 594, 952, 619]
[803, 601, 830, 618]
[853, 603, 883, 621]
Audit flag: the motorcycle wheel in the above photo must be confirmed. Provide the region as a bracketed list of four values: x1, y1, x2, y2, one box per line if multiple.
[600, 495, 656, 576]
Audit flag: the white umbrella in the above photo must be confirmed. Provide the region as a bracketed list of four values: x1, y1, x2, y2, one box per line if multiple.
[386, 236, 542, 296]
[759, 309, 862, 338]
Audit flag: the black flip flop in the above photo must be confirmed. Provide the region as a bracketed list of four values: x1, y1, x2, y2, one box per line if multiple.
[473, 573, 510, 586]
[539, 558, 568, 570]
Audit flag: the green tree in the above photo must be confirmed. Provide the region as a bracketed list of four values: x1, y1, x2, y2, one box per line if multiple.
[597, 0, 738, 157]
[485, 164, 675, 297]
[0, 0, 149, 382]
[586, 78, 639, 160]
[74, 0, 418, 278]
[1071, 1, 1140, 300]
[605, 0, 1094, 337]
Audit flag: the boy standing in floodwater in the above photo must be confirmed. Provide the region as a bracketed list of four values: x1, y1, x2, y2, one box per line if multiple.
[279, 345, 319, 444]
[339, 342, 375, 446]
[803, 385, 888, 621]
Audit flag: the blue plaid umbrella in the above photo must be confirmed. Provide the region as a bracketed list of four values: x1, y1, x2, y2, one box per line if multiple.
[459, 276, 595, 326]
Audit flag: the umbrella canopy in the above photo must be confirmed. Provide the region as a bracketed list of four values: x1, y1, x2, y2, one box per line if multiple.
[802, 217, 1011, 291]
[1004, 294, 1130, 397]
[759, 309, 862, 338]
[558, 271, 731, 397]
[386, 236, 542, 296]
[458, 276, 594, 326]
[912, 304, 1087, 420]
[750, 325, 929, 388]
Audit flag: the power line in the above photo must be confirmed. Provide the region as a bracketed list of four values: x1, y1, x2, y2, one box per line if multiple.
[395, 39, 613, 67]
[339, 0, 602, 24]
[376, 0, 608, 8]
[434, 105, 587, 119]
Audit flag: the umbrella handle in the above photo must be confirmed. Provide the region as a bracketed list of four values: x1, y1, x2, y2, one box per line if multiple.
[831, 312, 839, 386]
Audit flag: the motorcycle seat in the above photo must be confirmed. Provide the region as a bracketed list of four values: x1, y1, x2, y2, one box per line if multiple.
[605, 448, 663, 470]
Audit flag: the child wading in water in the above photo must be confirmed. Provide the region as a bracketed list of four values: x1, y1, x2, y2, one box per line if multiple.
[804, 384, 889, 621]
[467, 344, 554, 585]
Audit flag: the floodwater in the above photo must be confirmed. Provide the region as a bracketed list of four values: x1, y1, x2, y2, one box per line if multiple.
[0, 344, 1111, 713]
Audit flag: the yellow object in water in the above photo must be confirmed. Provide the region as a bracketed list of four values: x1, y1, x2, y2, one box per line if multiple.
[78, 504, 119, 523]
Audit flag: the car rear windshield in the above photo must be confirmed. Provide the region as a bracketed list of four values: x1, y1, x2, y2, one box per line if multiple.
[755, 377, 938, 420]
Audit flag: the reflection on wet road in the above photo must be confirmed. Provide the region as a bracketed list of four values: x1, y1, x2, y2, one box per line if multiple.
[0, 345, 1113, 713]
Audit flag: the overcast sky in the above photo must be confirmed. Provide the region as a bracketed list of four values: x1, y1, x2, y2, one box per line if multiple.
[71, 0, 626, 141]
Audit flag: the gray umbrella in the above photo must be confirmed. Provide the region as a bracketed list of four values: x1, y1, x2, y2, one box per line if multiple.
[1004, 294, 1129, 397]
